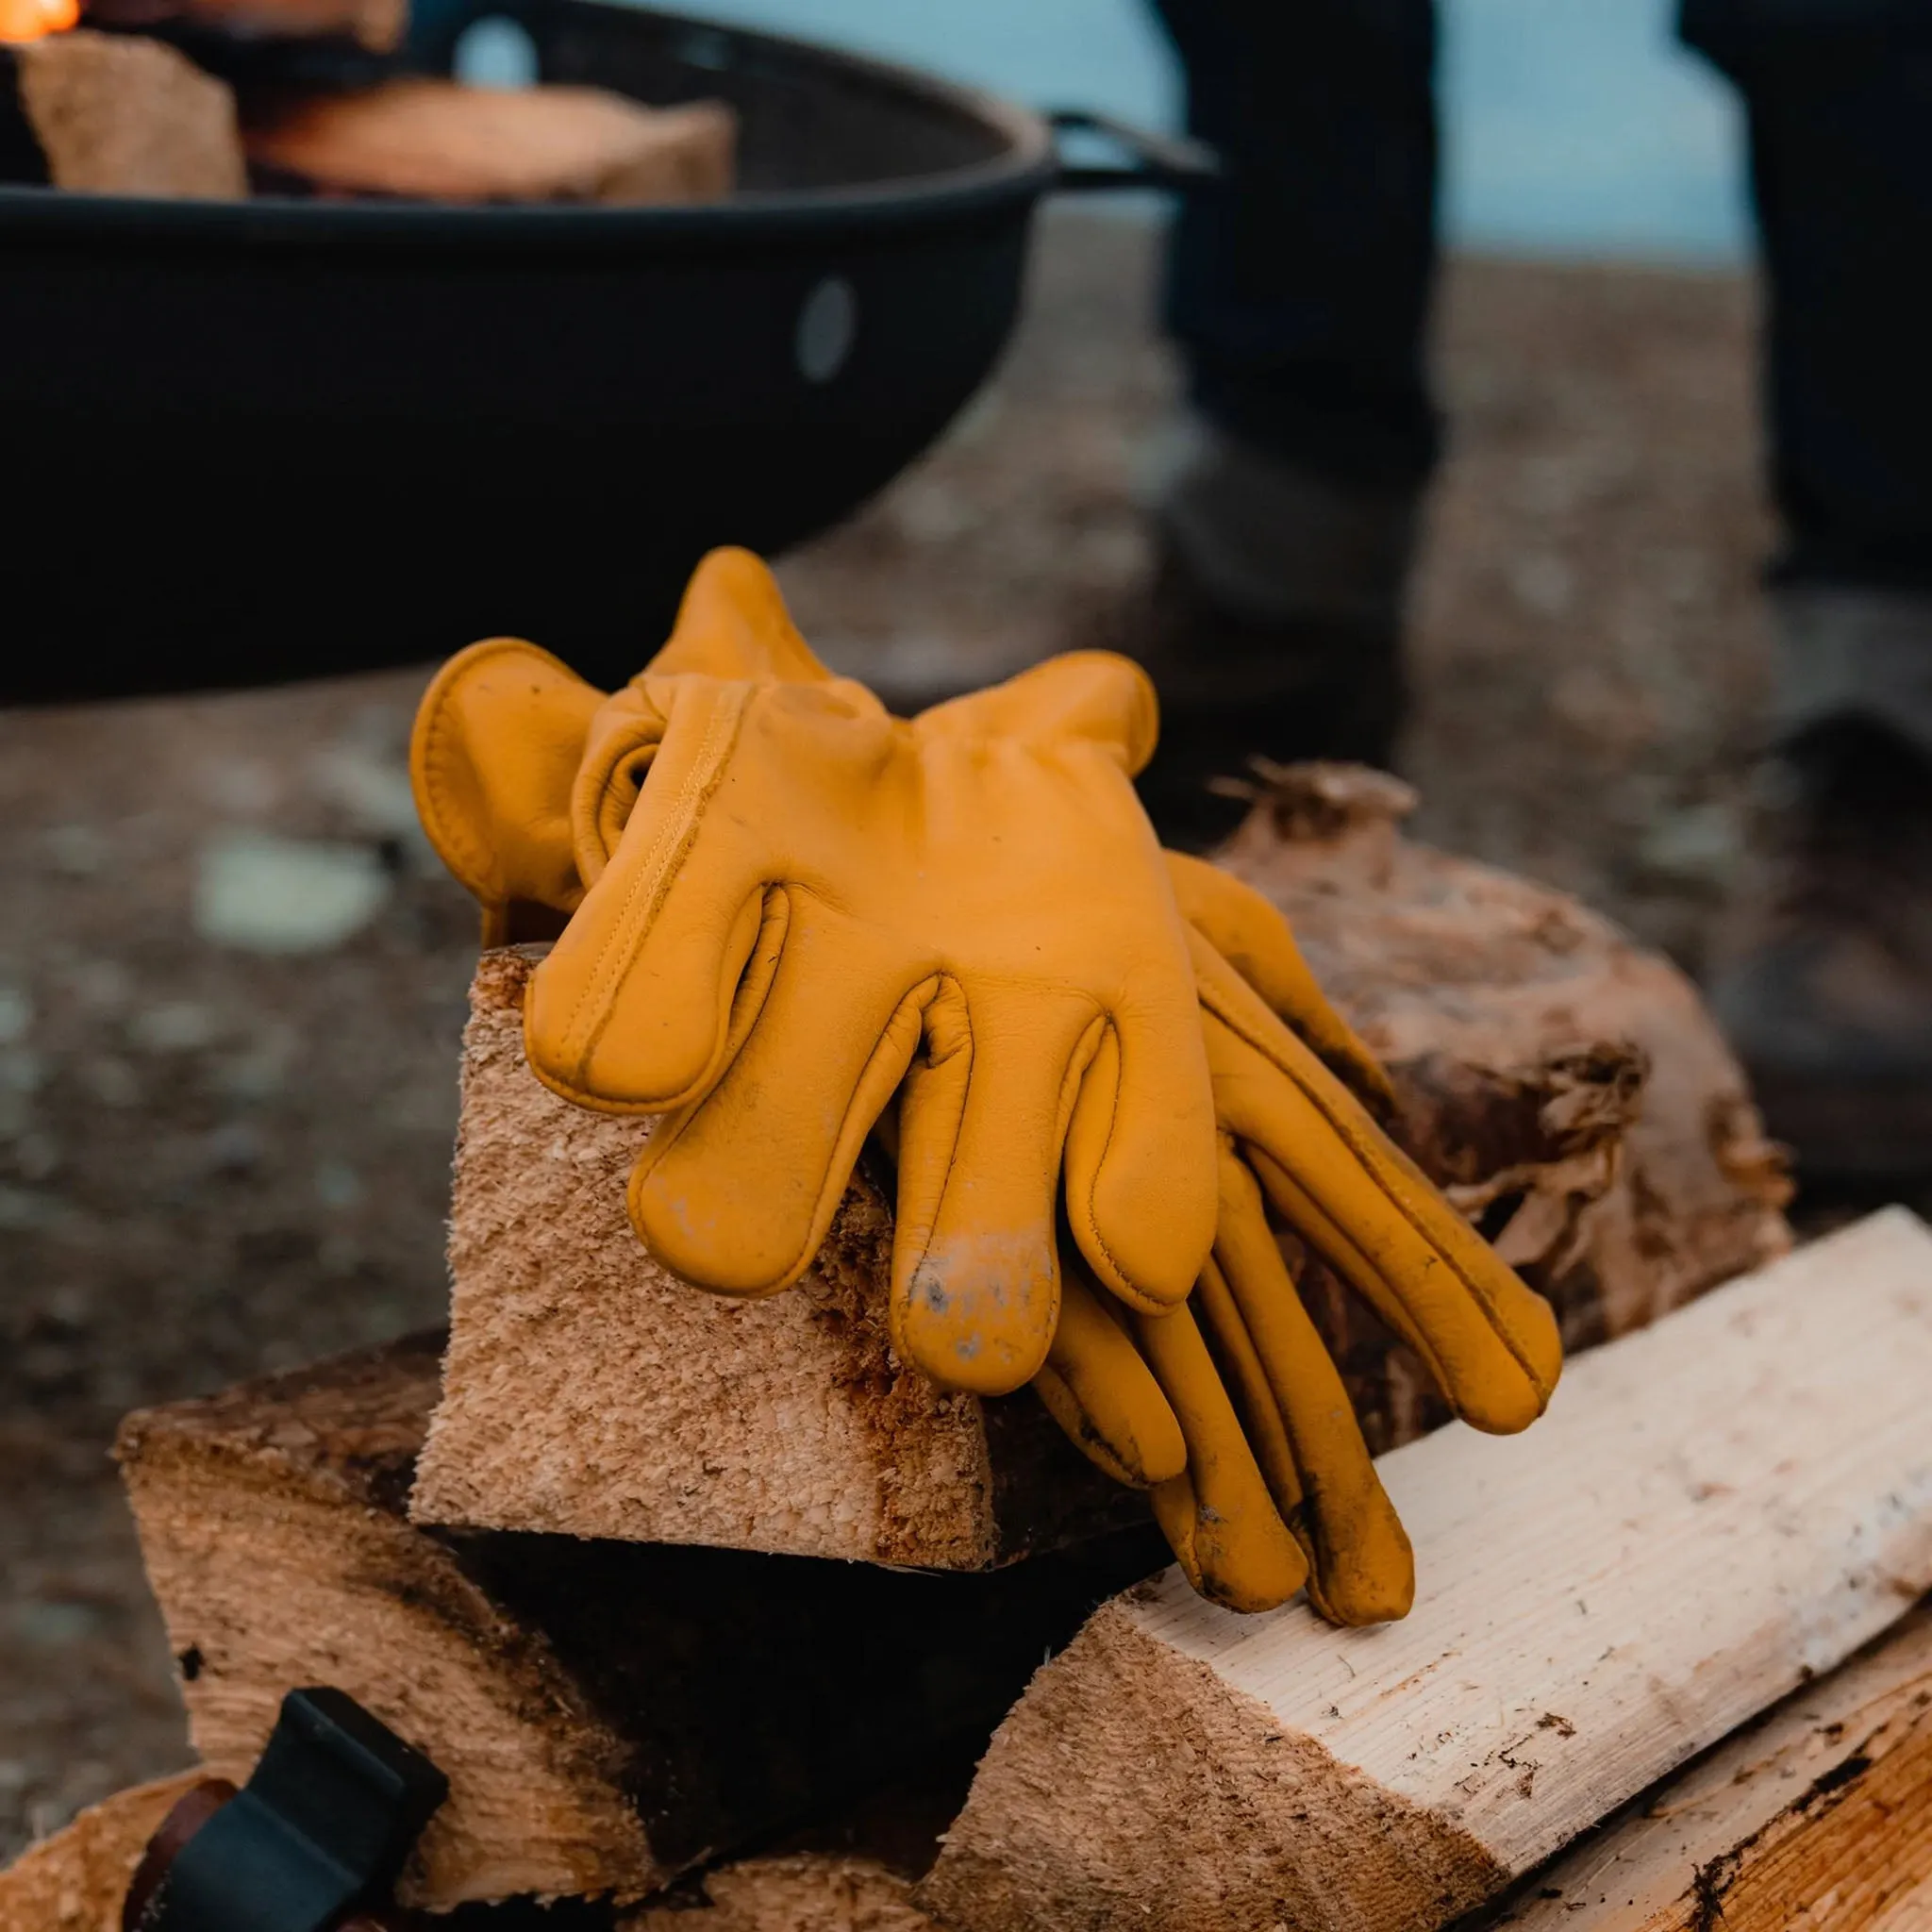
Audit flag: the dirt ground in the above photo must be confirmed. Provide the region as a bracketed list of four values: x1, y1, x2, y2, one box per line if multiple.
[0, 211, 1775, 1858]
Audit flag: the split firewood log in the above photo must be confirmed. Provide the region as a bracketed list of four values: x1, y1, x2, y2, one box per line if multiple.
[1485, 1601, 1932, 1930]
[242, 81, 735, 204]
[410, 768, 1790, 1565]
[0, 1773, 202, 1932]
[113, 1332, 1164, 1909]
[917, 1210, 1932, 1932]
[0, 29, 244, 196]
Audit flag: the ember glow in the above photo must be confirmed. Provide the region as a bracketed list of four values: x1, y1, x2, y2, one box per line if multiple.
[0, 0, 78, 39]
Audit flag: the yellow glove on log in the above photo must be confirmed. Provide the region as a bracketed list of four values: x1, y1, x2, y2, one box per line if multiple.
[1036, 855, 1563, 1623]
[417, 548, 1221, 1398]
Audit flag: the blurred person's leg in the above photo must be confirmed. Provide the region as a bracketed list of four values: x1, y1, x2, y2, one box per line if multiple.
[1133, 0, 1440, 846]
[1685, 0, 1932, 1175]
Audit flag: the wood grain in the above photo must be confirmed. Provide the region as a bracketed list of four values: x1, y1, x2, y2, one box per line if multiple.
[919, 1209, 1932, 1932]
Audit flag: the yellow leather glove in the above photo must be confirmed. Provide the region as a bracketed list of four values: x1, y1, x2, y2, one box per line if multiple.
[1035, 855, 1563, 1623]
[410, 637, 601, 945]
[416, 548, 1221, 1399]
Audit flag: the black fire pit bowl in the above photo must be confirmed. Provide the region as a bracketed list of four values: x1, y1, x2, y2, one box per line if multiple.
[0, 2, 1210, 702]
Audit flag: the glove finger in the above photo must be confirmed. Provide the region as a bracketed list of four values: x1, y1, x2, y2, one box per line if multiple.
[1166, 852, 1392, 1113]
[1203, 1149, 1414, 1625]
[1063, 1008, 1220, 1320]
[408, 637, 602, 942]
[628, 910, 923, 1297]
[913, 650, 1158, 777]
[1032, 1264, 1187, 1489]
[891, 989, 1103, 1397]
[1136, 1303, 1308, 1615]
[527, 675, 774, 1111]
[645, 547, 837, 684]
[1197, 940, 1562, 1433]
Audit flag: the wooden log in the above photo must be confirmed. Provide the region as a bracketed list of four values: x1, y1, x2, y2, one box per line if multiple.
[113, 1332, 1164, 1910]
[624, 1856, 941, 1932]
[410, 780, 1790, 1561]
[915, 1208, 1932, 1932]
[0, 1773, 202, 1932]
[1480, 1604, 1932, 1931]
[0, 30, 244, 197]
[1214, 764, 1792, 1449]
[242, 83, 735, 205]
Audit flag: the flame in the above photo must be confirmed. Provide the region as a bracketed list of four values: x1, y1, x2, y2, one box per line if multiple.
[0, 0, 78, 39]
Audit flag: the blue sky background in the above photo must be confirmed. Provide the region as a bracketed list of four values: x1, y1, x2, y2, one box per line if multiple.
[688, 0, 1753, 262]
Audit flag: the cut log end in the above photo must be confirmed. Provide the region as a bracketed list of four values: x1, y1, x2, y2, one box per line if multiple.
[0, 1774, 205, 1932]
[2, 29, 245, 197]
[115, 1332, 1167, 1908]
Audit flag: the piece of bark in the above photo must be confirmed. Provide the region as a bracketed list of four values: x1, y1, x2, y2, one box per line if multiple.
[113, 1332, 1164, 1910]
[242, 82, 735, 204]
[0, 29, 244, 196]
[412, 787, 1788, 1563]
[0, 1772, 203, 1932]
[1214, 764, 1792, 1451]
[917, 1208, 1932, 1932]
[1481, 1603, 1932, 1930]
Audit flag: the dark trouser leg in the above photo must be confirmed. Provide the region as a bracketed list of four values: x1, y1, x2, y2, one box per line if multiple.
[1684, 0, 1932, 750]
[1133, 0, 1441, 843]
[1685, 0, 1932, 1176]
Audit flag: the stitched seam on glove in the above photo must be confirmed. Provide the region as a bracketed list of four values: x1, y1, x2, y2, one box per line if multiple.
[1201, 978, 1554, 1401]
[558, 686, 751, 1087]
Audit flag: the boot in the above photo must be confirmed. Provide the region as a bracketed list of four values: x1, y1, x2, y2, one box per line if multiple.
[1111, 413, 1418, 851]
[1709, 713, 1932, 1184]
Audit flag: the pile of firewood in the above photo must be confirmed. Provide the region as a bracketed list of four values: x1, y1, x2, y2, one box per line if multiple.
[0, 0, 733, 204]
[10, 772, 1932, 1932]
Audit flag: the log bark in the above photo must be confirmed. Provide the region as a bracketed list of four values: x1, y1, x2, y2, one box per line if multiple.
[113, 1334, 1165, 1909]
[0, 1774, 202, 1932]
[916, 1209, 1932, 1932]
[242, 83, 735, 205]
[1214, 765, 1792, 1450]
[413, 774, 1790, 1561]
[1481, 1604, 1932, 1931]
[0, 30, 243, 197]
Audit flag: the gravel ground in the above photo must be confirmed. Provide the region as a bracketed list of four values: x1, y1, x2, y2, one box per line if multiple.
[0, 210, 1774, 1858]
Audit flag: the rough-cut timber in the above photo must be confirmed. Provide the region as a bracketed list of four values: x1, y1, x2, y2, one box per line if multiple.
[242, 83, 735, 204]
[412, 780, 1789, 1558]
[1486, 1604, 1932, 1930]
[0, 31, 243, 197]
[114, 1334, 1163, 1909]
[0, 1773, 201, 1932]
[917, 1209, 1932, 1932]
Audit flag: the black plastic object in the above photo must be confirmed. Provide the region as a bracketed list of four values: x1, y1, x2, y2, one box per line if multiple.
[150, 1688, 448, 1932]
[0, 2, 1215, 704]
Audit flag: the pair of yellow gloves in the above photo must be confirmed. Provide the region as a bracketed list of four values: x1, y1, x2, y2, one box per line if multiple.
[409, 547, 1562, 1622]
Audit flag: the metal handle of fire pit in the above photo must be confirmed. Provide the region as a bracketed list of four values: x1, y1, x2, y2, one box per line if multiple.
[1046, 109, 1222, 193]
